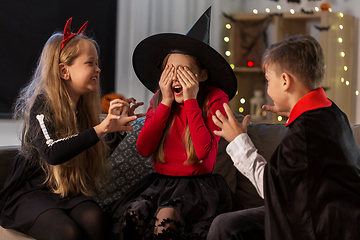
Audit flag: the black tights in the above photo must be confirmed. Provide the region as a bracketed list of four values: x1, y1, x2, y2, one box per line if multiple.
[25, 201, 109, 240]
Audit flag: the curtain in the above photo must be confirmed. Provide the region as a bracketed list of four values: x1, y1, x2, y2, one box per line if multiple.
[115, 0, 242, 111]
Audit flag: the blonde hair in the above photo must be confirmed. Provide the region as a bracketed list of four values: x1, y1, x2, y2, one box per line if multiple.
[151, 53, 209, 165]
[14, 32, 108, 197]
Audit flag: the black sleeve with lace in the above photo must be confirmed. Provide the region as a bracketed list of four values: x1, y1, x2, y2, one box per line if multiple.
[29, 96, 100, 165]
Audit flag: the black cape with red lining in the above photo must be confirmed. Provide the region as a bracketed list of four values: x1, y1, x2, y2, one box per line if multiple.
[264, 88, 360, 239]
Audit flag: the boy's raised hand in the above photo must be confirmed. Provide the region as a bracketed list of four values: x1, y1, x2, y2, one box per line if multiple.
[159, 64, 175, 107]
[262, 104, 290, 117]
[212, 103, 250, 143]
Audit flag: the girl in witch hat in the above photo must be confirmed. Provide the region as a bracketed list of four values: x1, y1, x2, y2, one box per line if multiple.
[110, 7, 238, 240]
[0, 18, 143, 240]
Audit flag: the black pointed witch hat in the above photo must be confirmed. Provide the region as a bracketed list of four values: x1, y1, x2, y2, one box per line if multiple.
[132, 6, 237, 100]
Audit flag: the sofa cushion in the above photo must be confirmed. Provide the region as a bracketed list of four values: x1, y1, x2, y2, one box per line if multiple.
[351, 124, 360, 147]
[213, 135, 238, 193]
[94, 117, 154, 209]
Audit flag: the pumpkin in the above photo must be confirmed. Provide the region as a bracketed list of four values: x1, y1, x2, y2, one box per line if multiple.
[320, 2, 331, 12]
[101, 93, 126, 114]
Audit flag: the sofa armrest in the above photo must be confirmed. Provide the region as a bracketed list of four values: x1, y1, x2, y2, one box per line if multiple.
[94, 117, 155, 209]
[0, 146, 20, 191]
[0, 226, 35, 240]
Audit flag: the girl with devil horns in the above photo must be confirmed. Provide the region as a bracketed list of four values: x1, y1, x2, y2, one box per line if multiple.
[109, 7, 239, 239]
[0, 18, 144, 240]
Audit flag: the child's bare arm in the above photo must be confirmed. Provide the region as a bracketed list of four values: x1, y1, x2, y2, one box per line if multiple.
[212, 103, 250, 143]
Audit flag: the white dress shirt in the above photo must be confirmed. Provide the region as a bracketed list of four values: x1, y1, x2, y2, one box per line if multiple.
[226, 133, 267, 198]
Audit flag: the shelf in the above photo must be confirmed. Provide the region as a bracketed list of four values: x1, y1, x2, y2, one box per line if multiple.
[224, 11, 356, 123]
[230, 11, 338, 21]
[233, 67, 262, 73]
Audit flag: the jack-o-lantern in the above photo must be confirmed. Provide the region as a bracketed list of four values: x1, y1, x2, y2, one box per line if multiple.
[320, 2, 331, 12]
[101, 93, 126, 114]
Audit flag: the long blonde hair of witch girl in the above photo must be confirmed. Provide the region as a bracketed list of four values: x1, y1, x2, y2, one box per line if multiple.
[151, 53, 209, 165]
[14, 33, 108, 198]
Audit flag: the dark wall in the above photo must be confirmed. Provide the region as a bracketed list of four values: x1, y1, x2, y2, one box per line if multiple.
[0, 0, 117, 118]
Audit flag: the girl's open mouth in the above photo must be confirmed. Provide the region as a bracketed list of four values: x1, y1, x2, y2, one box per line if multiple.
[173, 85, 183, 95]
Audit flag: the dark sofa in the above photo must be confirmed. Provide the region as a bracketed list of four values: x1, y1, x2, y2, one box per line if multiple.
[1, 115, 360, 240]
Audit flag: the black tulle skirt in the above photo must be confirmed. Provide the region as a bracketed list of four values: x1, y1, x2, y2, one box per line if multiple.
[108, 173, 237, 240]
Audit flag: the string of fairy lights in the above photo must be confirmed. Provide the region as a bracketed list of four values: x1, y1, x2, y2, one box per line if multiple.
[223, 4, 357, 122]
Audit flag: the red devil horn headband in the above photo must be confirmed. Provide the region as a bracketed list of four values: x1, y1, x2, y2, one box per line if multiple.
[60, 17, 88, 51]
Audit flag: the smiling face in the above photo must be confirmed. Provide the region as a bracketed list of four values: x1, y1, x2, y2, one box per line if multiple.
[165, 53, 207, 104]
[61, 39, 101, 103]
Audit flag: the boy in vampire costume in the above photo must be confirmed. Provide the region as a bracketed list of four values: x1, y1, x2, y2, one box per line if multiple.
[208, 35, 360, 240]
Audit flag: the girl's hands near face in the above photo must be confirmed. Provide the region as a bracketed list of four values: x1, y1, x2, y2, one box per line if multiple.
[159, 64, 175, 107]
[177, 66, 199, 101]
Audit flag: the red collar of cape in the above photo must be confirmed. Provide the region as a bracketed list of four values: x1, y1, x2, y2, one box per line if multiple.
[286, 87, 332, 126]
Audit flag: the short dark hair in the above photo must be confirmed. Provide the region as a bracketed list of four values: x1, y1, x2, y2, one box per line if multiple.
[262, 35, 325, 90]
